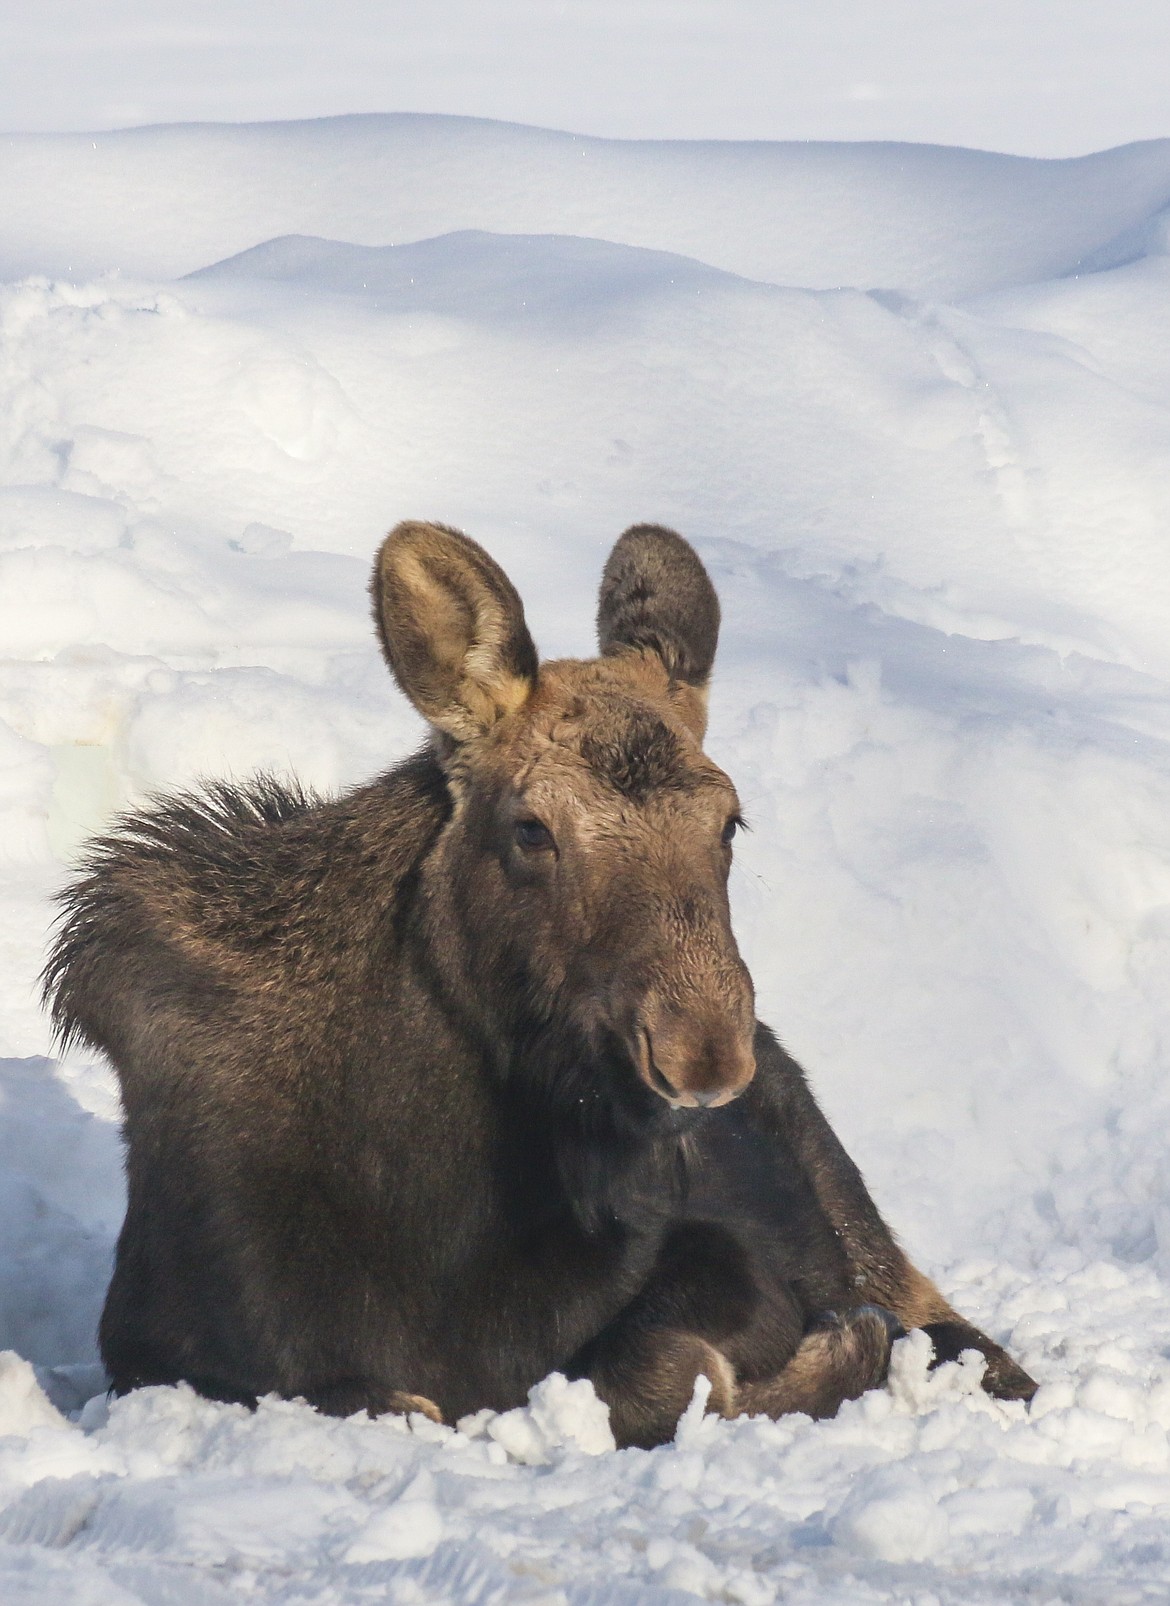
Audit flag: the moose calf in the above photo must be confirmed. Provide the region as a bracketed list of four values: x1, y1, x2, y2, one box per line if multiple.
[46, 521, 1036, 1447]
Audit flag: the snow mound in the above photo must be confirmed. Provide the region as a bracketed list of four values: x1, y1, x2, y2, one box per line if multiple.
[189, 229, 738, 322]
[1, 114, 1170, 296]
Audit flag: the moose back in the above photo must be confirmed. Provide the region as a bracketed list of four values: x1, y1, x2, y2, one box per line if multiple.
[45, 521, 1036, 1447]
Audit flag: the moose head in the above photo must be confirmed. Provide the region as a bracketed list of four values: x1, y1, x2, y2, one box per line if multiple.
[372, 521, 757, 1128]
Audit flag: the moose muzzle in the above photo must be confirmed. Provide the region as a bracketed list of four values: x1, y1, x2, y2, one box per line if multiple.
[634, 991, 756, 1109]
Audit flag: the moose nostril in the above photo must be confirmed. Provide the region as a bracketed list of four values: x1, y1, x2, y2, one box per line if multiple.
[641, 1028, 680, 1100]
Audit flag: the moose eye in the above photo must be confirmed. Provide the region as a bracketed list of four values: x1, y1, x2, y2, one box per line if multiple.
[721, 814, 743, 848]
[514, 818, 555, 853]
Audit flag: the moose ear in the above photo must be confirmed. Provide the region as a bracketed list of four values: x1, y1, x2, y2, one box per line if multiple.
[372, 522, 538, 742]
[597, 525, 720, 718]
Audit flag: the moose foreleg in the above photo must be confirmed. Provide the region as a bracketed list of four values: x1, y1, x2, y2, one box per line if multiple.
[917, 1320, 1037, 1399]
[574, 1299, 902, 1442]
[736, 1305, 901, 1420]
[577, 1325, 737, 1450]
[749, 1025, 1038, 1402]
[566, 1220, 755, 1448]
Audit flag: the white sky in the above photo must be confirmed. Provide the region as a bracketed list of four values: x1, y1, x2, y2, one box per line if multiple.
[2, 0, 1168, 156]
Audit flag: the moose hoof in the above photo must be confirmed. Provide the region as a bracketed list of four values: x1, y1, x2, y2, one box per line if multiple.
[806, 1303, 905, 1343]
[385, 1391, 444, 1423]
[304, 1379, 445, 1420]
[854, 1303, 906, 1344]
[823, 1303, 904, 1396]
[921, 1321, 1038, 1402]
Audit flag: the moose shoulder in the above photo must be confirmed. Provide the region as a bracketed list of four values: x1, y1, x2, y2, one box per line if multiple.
[45, 521, 1036, 1447]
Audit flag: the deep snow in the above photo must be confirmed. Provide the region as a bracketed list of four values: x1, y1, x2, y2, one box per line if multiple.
[2, 114, 1170, 1602]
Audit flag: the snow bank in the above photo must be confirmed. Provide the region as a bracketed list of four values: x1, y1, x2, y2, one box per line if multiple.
[2, 113, 1170, 1600]
[2, 115, 1170, 295]
[4, 1312, 1170, 1601]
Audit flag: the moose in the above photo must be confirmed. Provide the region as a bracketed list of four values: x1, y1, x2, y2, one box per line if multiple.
[45, 521, 1036, 1447]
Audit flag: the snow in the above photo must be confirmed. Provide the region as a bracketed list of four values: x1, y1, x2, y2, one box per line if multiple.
[1, 111, 1170, 1600]
[5, 117, 1170, 294]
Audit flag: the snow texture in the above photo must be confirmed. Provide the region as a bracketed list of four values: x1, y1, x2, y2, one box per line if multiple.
[1, 113, 1170, 1601]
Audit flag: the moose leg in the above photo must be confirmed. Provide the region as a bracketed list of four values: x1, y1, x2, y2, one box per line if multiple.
[566, 1221, 761, 1449]
[736, 1305, 902, 1421]
[748, 1024, 1037, 1401]
[578, 1326, 737, 1450]
[570, 1223, 903, 1442]
[918, 1321, 1036, 1400]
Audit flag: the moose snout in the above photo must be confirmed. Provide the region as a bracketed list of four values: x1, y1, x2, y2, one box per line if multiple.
[634, 1003, 756, 1110]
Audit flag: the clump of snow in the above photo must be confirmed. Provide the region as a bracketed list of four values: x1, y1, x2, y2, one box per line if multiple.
[458, 1372, 617, 1464]
[0, 1353, 67, 1437]
[2, 111, 1170, 1600]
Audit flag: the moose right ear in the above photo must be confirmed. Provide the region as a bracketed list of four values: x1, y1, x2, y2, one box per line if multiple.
[371, 522, 538, 742]
[597, 525, 720, 736]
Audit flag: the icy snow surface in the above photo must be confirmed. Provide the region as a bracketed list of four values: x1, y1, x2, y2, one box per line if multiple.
[2, 113, 1170, 1601]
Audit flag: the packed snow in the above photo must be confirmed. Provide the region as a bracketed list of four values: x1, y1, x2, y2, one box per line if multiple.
[2, 113, 1170, 1602]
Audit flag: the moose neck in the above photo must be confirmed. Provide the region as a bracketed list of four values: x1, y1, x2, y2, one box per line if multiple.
[407, 829, 691, 1239]
[497, 1029, 697, 1243]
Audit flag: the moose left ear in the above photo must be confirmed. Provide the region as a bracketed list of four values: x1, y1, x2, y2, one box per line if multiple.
[597, 525, 720, 732]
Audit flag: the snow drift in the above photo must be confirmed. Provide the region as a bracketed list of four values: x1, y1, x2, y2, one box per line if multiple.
[1, 113, 1170, 1602]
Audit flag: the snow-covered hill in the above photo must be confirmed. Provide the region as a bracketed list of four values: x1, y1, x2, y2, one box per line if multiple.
[2, 114, 1170, 1603]
[3, 115, 1170, 293]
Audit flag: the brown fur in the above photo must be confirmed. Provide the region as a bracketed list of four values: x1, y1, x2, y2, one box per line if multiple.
[737, 1308, 903, 1420]
[373, 521, 538, 741]
[591, 1330, 737, 1451]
